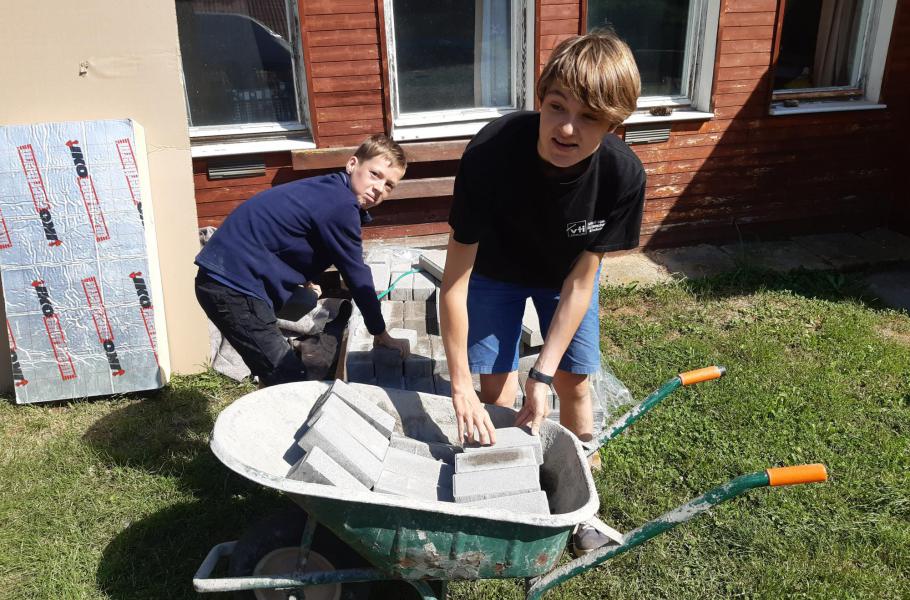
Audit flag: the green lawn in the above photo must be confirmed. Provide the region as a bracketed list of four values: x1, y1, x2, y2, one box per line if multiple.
[1, 268, 908, 599]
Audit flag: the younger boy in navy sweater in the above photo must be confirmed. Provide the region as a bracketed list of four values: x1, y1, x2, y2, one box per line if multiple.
[195, 135, 409, 386]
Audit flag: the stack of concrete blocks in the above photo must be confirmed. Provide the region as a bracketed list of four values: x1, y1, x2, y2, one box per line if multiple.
[345, 248, 473, 396]
[288, 380, 457, 503]
[452, 427, 550, 515]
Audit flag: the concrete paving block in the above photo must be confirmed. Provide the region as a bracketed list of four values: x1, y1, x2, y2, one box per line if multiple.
[346, 351, 375, 383]
[433, 374, 452, 397]
[387, 328, 418, 356]
[464, 427, 543, 464]
[426, 316, 440, 336]
[418, 250, 446, 282]
[465, 490, 550, 515]
[383, 447, 454, 484]
[380, 301, 404, 328]
[403, 318, 428, 335]
[404, 301, 426, 320]
[390, 271, 413, 301]
[374, 469, 454, 502]
[405, 376, 435, 394]
[309, 394, 390, 461]
[287, 446, 367, 490]
[455, 446, 538, 474]
[365, 249, 391, 267]
[412, 271, 437, 302]
[389, 434, 460, 463]
[327, 378, 396, 437]
[376, 370, 405, 390]
[404, 336, 433, 378]
[299, 411, 383, 488]
[453, 465, 540, 503]
[429, 335, 448, 375]
[646, 244, 737, 279]
[390, 252, 415, 273]
[522, 299, 544, 347]
[371, 263, 391, 294]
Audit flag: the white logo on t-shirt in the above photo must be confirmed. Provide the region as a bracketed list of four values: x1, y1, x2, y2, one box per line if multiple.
[566, 221, 587, 237]
[567, 219, 604, 237]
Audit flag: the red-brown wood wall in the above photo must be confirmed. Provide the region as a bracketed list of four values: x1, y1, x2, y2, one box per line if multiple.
[193, 0, 909, 246]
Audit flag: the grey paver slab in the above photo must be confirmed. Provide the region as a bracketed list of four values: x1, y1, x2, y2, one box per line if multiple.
[382, 447, 454, 485]
[405, 376, 435, 394]
[453, 465, 540, 503]
[380, 301, 404, 327]
[404, 301, 426, 320]
[454, 445, 538, 473]
[430, 335, 448, 375]
[412, 271, 437, 302]
[389, 271, 412, 301]
[464, 427, 543, 464]
[288, 446, 367, 490]
[404, 336, 432, 378]
[418, 250, 446, 282]
[323, 379, 396, 438]
[370, 263, 391, 295]
[465, 490, 550, 515]
[389, 434, 460, 463]
[299, 411, 383, 488]
[309, 394, 390, 461]
[374, 469, 454, 502]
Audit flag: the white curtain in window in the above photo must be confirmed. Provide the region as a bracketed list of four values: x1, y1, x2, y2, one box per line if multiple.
[474, 0, 511, 107]
[814, 0, 861, 87]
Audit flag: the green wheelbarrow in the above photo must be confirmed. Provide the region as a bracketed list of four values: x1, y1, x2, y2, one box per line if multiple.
[193, 368, 828, 599]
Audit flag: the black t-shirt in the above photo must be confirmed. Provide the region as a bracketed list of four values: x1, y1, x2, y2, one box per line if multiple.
[448, 111, 646, 288]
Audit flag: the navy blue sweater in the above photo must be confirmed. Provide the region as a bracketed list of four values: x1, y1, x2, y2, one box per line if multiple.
[195, 172, 385, 335]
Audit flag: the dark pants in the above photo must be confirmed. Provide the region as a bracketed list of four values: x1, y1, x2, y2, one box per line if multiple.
[195, 271, 308, 386]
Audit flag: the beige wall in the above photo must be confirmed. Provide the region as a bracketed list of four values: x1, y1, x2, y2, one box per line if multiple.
[0, 2, 209, 374]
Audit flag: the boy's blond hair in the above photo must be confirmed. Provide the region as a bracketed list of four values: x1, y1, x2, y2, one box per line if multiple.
[536, 30, 641, 129]
[353, 134, 407, 171]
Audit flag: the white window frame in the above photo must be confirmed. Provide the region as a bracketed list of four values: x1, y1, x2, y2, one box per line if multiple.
[769, 0, 897, 115]
[180, 0, 314, 154]
[585, 0, 719, 123]
[383, 0, 535, 141]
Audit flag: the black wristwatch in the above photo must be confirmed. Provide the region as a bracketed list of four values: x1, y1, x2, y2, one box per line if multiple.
[528, 367, 554, 385]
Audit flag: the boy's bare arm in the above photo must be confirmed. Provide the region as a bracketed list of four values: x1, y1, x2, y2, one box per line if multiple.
[515, 250, 603, 434]
[440, 236, 496, 446]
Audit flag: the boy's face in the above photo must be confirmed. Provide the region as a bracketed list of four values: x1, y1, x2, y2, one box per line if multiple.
[537, 83, 614, 168]
[346, 155, 405, 210]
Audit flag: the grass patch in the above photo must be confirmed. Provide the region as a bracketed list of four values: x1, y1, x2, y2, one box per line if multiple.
[1, 267, 908, 599]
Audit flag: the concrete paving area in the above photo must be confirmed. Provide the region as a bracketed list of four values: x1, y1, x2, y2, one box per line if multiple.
[368, 227, 910, 313]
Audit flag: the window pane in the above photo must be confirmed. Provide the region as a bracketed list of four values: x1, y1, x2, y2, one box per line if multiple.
[588, 0, 691, 97]
[774, 0, 868, 90]
[393, 0, 512, 114]
[176, 0, 299, 127]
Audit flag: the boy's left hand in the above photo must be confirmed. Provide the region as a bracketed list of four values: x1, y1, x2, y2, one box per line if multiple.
[374, 330, 410, 358]
[515, 378, 550, 435]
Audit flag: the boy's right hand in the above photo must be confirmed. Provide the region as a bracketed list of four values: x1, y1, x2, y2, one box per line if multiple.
[452, 384, 496, 446]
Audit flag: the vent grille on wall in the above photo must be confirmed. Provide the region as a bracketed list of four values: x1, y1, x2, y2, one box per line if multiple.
[624, 125, 671, 145]
[207, 156, 266, 180]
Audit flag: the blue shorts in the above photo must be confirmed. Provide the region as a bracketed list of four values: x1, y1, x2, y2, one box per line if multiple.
[466, 272, 601, 375]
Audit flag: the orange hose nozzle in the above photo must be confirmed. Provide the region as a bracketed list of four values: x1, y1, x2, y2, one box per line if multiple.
[767, 464, 828, 486]
[678, 366, 726, 385]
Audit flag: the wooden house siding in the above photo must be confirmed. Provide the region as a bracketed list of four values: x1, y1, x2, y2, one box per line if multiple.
[192, 0, 908, 245]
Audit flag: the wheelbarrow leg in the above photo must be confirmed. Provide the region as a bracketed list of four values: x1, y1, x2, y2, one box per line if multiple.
[286, 516, 319, 600]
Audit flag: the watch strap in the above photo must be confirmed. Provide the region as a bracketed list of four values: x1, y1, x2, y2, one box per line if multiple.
[528, 367, 554, 385]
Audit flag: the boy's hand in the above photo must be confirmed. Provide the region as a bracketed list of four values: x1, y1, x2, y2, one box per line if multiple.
[515, 378, 550, 435]
[373, 330, 410, 358]
[304, 281, 322, 297]
[452, 384, 496, 446]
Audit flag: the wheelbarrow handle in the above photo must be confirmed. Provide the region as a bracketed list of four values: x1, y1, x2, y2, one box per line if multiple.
[526, 464, 828, 600]
[591, 365, 726, 453]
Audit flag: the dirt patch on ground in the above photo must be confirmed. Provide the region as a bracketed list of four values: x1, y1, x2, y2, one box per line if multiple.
[878, 326, 910, 346]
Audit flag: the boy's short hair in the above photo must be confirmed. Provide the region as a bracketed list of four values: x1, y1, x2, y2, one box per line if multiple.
[353, 134, 407, 171]
[536, 29, 641, 129]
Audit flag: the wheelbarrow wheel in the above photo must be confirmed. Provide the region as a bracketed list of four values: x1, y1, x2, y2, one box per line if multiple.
[228, 505, 371, 600]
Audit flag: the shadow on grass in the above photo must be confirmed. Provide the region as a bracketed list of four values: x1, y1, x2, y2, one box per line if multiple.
[670, 265, 895, 310]
[83, 374, 289, 599]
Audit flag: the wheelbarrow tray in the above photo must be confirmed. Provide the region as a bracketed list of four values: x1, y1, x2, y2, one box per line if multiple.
[211, 381, 599, 580]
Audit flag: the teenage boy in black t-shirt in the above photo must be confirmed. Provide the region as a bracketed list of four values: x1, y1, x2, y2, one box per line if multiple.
[440, 30, 645, 446]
